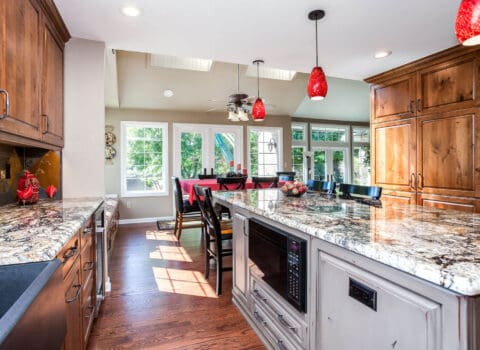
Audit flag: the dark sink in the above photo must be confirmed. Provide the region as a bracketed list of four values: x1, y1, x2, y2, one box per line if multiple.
[0, 259, 66, 349]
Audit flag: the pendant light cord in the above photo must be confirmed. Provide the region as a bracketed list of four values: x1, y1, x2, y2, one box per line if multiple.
[257, 61, 260, 98]
[237, 64, 240, 93]
[315, 17, 319, 67]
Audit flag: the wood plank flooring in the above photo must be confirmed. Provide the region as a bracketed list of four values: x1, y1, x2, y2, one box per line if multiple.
[88, 223, 264, 350]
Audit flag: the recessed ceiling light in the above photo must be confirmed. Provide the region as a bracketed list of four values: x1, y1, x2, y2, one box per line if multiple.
[121, 6, 141, 17]
[374, 50, 392, 59]
[163, 89, 174, 98]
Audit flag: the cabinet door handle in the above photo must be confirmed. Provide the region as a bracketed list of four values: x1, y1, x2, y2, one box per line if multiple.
[83, 261, 94, 271]
[0, 89, 9, 120]
[42, 115, 49, 134]
[63, 245, 78, 261]
[253, 311, 267, 326]
[253, 289, 268, 303]
[277, 314, 297, 333]
[277, 340, 288, 350]
[408, 100, 414, 114]
[418, 173, 424, 189]
[66, 284, 81, 303]
[83, 227, 92, 235]
[417, 98, 423, 112]
[409, 173, 415, 190]
[84, 305, 94, 318]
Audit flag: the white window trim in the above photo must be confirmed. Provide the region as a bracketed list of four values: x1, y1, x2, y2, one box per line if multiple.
[247, 126, 284, 175]
[172, 123, 243, 179]
[291, 145, 307, 181]
[291, 122, 308, 147]
[120, 121, 169, 197]
[310, 123, 350, 147]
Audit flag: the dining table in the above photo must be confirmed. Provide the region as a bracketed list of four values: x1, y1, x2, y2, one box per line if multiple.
[180, 178, 285, 204]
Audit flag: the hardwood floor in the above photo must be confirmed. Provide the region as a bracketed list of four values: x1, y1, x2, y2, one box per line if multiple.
[88, 223, 264, 350]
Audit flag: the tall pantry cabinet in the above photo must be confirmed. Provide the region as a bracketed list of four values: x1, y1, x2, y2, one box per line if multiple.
[366, 46, 480, 212]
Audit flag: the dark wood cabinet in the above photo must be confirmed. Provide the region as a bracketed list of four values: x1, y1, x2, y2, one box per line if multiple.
[367, 46, 480, 212]
[371, 74, 416, 123]
[41, 17, 64, 147]
[63, 257, 82, 350]
[0, 0, 42, 141]
[371, 119, 416, 193]
[0, 0, 69, 148]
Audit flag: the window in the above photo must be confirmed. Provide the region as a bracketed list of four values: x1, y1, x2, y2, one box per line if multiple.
[311, 124, 350, 183]
[173, 124, 243, 179]
[352, 127, 371, 185]
[248, 127, 283, 176]
[121, 121, 168, 197]
[291, 123, 308, 182]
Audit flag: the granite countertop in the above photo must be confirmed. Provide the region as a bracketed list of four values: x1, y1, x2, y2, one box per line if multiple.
[213, 189, 480, 296]
[104, 194, 119, 228]
[0, 198, 103, 265]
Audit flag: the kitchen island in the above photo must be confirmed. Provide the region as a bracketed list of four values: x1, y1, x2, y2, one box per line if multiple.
[213, 189, 480, 350]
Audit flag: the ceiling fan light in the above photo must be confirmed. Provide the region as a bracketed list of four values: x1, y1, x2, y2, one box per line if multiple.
[252, 98, 266, 122]
[307, 66, 328, 100]
[228, 110, 239, 122]
[456, 0, 480, 45]
[238, 109, 249, 121]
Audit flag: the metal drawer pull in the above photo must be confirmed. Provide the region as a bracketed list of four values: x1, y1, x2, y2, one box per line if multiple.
[83, 261, 94, 271]
[63, 245, 78, 260]
[66, 284, 81, 303]
[277, 314, 297, 333]
[277, 340, 288, 350]
[84, 305, 94, 318]
[253, 311, 267, 326]
[83, 227, 92, 234]
[0, 89, 9, 120]
[253, 289, 268, 303]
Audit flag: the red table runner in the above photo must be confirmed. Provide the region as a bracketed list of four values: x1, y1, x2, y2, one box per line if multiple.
[181, 179, 284, 204]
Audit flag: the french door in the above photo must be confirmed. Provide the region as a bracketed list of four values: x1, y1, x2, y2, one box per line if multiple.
[311, 147, 349, 183]
[173, 124, 243, 179]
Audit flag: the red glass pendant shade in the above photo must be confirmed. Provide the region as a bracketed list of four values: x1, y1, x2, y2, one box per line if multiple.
[456, 0, 480, 46]
[307, 66, 328, 100]
[252, 98, 265, 121]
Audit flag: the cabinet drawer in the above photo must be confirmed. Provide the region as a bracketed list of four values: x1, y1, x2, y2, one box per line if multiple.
[57, 232, 80, 278]
[318, 252, 441, 350]
[250, 277, 307, 348]
[81, 238, 95, 288]
[252, 302, 300, 350]
[63, 258, 82, 350]
[80, 218, 93, 250]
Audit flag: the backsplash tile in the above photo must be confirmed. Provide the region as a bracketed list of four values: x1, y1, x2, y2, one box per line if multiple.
[0, 144, 61, 206]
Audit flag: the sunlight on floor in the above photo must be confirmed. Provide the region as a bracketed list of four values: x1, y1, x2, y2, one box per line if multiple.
[145, 230, 178, 241]
[152, 267, 218, 298]
[149, 245, 193, 262]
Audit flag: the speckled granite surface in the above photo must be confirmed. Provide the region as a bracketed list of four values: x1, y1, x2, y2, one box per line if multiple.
[0, 198, 103, 265]
[213, 189, 480, 296]
[104, 195, 119, 229]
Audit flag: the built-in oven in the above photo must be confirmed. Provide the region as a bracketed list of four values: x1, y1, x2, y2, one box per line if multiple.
[249, 218, 307, 313]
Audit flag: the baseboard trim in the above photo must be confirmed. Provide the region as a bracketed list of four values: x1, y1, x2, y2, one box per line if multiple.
[119, 216, 174, 225]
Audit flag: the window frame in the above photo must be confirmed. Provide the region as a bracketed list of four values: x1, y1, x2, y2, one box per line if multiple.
[310, 123, 350, 146]
[291, 122, 308, 146]
[352, 126, 371, 185]
[247, 126, 284, 177]
[120, 121, 169, 198]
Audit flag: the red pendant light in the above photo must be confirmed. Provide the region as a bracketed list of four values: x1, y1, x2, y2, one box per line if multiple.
[307, 10, 328, 100]
[456, 0, 480, 46]
[252, 59, 266, 122]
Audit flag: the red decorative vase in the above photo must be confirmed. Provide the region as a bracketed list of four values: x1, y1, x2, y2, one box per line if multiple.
[17, 170, 40, 204]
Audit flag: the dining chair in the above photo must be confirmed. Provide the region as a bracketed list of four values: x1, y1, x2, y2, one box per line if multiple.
[198, 174, 217, 180]
[216, 176, 246, 191]
[339, 183, 382, 200]
[276, 171, 296, 181]
[194, 185, 233, 295]
[306, 180, 336, 194]
[171, 177, 203, 240]
[252, 176, 279, 189]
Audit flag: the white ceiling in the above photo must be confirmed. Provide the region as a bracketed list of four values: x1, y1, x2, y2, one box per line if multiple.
[55, 0, 459, 80]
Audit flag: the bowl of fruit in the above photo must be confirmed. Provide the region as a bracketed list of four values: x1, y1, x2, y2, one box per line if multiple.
[280, 181, 307, 197]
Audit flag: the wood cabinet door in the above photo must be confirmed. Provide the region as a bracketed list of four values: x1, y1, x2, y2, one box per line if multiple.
[41, 17, 64, 147]
[63, 258, 83, 350]
[416, 108, 480, 197]
[371, 119, 416, 192]
[0, 0, 42, 140]
[371, 74, 416, 123]
[417, 55, 479, 115]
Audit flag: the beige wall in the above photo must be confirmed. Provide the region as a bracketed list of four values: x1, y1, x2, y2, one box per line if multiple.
[105, 108, 292, 220]
[63, 38, 106, 198]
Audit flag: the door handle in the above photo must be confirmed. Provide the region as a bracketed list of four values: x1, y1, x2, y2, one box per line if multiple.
[66, 284, 81, 303]
[42, 115, 49, 134]
[418, 173, 424, 189]
[417, 99, 423, 112]
[0, 89, 9, 120]
[410, 173, 416, 190]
